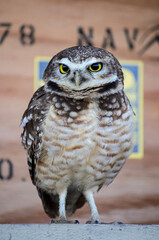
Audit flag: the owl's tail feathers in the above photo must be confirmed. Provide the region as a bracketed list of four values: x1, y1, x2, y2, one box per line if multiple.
[37, 187, 59, 218]
[66, 191, 86, 216]
[37, 186, 86, 219]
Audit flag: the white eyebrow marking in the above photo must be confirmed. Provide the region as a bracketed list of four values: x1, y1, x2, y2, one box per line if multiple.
[57, 57, 103, 71]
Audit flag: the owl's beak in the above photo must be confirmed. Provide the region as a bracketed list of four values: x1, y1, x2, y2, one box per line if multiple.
[75, 71, 79, 88]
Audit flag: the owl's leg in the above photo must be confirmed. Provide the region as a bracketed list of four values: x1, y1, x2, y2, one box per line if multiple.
[52, 189, 67, 223]
[59, 189, 67, 221]
[84, 190, 101, 224]
[51, 189, 79, 224]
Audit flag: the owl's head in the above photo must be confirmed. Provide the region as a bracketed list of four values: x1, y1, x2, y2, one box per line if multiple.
[43, 46, 124, 99]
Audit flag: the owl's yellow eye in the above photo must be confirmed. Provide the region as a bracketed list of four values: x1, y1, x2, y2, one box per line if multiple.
[89, 62, 103, 72]
[60, 64, 70, 74]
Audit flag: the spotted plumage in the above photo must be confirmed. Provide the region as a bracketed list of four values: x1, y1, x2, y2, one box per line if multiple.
[21, 46, 134, 223]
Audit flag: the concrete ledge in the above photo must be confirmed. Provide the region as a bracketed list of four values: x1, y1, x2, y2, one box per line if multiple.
[0, 224, 159, 240]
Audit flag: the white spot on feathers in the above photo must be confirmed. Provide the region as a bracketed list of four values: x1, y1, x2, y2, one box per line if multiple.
[53, 97, 57, 102]
[55, 103, 61, 109]
[67, 117, 73, 123]
[29, 134, 34, 141]
[21, 114, 33, 127]
[27, 139, 32, 146]
[69, 111, 78, 118]
[21, 116, 28, 127]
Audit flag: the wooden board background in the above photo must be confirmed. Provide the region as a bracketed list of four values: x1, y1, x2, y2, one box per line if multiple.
[0, 0, 159, 224]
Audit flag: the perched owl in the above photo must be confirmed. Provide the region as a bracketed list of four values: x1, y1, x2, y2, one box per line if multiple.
[21, 46, 134, 224]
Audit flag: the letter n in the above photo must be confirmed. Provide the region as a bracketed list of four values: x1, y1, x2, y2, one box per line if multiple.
[77, 27, 94, 46]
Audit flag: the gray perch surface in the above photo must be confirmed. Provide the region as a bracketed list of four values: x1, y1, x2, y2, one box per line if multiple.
[0, 224, 159, 240]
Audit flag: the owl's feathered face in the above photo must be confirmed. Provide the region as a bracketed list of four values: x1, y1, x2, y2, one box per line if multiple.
[43, 46, 124, 99]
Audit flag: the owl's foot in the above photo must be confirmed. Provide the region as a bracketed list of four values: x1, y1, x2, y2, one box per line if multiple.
[109, 221, 124, 225]
[86, 220, 123, 224]
[86, 220, 101, 224]
[51, 219, 79, 224]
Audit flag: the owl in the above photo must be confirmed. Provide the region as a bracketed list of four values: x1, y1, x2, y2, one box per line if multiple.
[21, 46, 134, 224]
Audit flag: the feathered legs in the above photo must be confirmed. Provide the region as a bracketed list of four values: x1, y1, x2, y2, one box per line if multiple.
[58, 189, 67, 221]
[84, 190, 101, 224]
[51, 189, 79, 224]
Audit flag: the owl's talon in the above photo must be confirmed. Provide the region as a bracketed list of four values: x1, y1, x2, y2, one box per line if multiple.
[86, 221, 92, 224]
[110, 221, 124, 225]
[92, 221, 124, 225]
[74, 219, 80, 224]
[86, 220, 100, 224]
[86, 220, 119, 224]
[51, 219, 79, 224]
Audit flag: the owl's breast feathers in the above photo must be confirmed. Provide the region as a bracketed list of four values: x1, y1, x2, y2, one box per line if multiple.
[21, 86, 134, 190]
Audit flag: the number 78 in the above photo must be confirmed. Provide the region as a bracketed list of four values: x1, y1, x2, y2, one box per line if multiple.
[0, 23, 35, 45]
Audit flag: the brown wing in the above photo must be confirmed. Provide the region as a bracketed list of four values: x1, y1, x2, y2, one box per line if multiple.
[21, 86, 50, 184]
